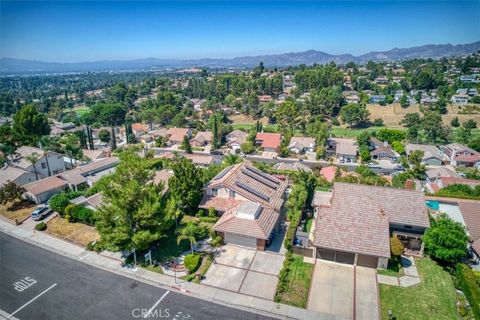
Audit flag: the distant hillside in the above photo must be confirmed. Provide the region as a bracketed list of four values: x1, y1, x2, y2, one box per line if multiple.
[1, 41, 479, 74]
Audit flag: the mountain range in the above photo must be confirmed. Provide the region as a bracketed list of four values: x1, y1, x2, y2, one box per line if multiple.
[1, 41, 479, 74]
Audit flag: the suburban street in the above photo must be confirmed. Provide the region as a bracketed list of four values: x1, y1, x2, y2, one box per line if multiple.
[0, 233, 273, 320]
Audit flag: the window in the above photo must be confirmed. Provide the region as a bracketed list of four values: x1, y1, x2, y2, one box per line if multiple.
[229, 190, 236, 198]
[41, 162, 46, 169]
[404, 225, 412, 230]
[212, 188, 218, 196]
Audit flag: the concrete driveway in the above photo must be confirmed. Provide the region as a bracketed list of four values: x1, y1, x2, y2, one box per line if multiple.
[307, 260, 379, 320]
[202, 245, 284, 300]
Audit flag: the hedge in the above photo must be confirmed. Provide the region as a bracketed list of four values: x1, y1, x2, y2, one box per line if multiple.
[456, 263, 480, 319]
[184, 253, 201, 273]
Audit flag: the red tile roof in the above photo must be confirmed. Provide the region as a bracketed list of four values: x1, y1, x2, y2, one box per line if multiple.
[441, 177, 480, 188]
[255, 133, 282, 150]
[454, 154, 480, 164]
[458, 201, 480, 255]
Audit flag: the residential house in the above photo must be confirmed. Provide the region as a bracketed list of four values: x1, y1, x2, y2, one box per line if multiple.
[287, 137, 316, 154]
[70, 193, 103, 211]
[255, 133, 282, 153]
[191, 98, 206, 112]
[226, 130, 248, 153]
[199, 162, 288, 250]
[369, 95, 386, 104]
[258, 95, 273, 103]
[451, 94, 469, 105]
[457, 201, 480, 264]
[166, 128, 191, 145]
[405, 144, 443, 166]
[0, 166, 37, 187]
[369, 139, 399, 162]
[23, 176, 69, 204]
[153, 169, 174, 194]
[11, 146, 66, 178]
[326, 137, 358, 162]
[453, 154, 480, 169]
[60, 157, 119, 190]
[190, 131, 213, 147]
[442, 143, 479, 166]
[312, 183, 429, 268]
[82, 149, 109, 162]
[375, 77, 389, 85]
[131, 123, 149, 137]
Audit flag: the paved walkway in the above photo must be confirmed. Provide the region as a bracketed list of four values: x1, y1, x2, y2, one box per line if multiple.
[377, 255, 421, 287]
[0, 217, 330, 320]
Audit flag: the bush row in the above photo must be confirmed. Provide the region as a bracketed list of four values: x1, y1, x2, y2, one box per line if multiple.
[283, 183, 308, 252]
[274, 251, 294, 302]
[456, 263, 480, 319]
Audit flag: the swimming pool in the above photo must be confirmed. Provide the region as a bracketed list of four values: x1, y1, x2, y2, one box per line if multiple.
[426, 200, 440, 210]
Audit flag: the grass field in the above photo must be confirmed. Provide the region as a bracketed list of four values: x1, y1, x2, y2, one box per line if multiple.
[64, 105, 91, 116]
[379, 258, 458, 320]
[276, 255, 314, 308]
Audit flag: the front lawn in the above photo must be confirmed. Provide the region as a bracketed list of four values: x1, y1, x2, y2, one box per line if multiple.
[275, 254, 314, 308]
[45, 216, 99, 247]
[150, 232, 190, 263]
[0, 201, 35, 222]
[379, 258, 458, 320]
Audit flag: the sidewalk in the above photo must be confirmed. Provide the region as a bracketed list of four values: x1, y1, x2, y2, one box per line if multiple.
[377, 255, 421, 287]
[0, 218, 329, 320]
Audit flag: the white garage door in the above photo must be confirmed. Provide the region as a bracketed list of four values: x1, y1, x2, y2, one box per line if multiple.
[225, 233, 256, 248]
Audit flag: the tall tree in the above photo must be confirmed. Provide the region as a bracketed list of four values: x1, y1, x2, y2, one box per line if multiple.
[340, 103, 370, 127]
[12, 104, 50, 145]
[95, 150, 174, 255]
[168, 157, 204, 213]
[25, 152, 40, 181]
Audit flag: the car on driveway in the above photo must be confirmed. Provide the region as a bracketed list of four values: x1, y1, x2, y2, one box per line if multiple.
[31, 205, 52, 221]
[368, 162, 381, 168]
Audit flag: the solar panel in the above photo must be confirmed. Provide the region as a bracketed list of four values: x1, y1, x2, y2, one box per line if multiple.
[236, 181, 270, 202]
[245, 166, 280, 185]
[214, 166, 233, 180]
[241, 168, 278, 190]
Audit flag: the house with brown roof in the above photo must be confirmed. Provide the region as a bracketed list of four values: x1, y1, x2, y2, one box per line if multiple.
[131, 123, 148, 137]
[442, 143, 479, 165]
[23, 176, 69, 204]
[457, 200, 480, 263]
[199, 162, 288, 250]
[255, 133, 282, 153]
[326, 138, 358, 162]
[287, 137, 316, 154]
[0, 166, 37, 187]
[226, 130, 248, 153]
[405, 144, 442, 166]
[166, 128, 191, 145]
[312, 183, 429, 268]
[369, 138, 399, 162]
[190, 131, 213, 147]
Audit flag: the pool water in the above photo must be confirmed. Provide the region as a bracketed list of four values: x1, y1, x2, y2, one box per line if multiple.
[426, 200, 440, 210]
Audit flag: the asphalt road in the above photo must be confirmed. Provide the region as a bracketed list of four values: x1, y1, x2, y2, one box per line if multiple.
[0, 233, 274, 320]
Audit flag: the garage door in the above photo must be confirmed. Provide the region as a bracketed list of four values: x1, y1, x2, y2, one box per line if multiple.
[317, 248, 335, 261]
[317, 249, 355, 265]
[357, 254, 378, 268]
[335, 251, 355, 264]
[225, 233, 256, 248]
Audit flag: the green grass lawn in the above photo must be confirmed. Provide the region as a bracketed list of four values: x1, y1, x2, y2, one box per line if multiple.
[379, 258, 458, 320]
[276, 255, 314, 308]
[65, 106, 91, 116]
[330, 126, 388, 138]
[231, 123, 279, 132]
[149, 232, 190, 264]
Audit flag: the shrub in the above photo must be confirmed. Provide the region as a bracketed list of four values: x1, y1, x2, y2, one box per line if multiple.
[456, 263, 480, 319]
[48, 193, 71, 216]
[208, 207, 216, 218]
[390, 236, 404, 256]
[184, 253, 201, 273]
[35, 222, 47, 231]
[211, 235, 223, 247]
[373, 118, 384, 126]
[199, 217, 218, 224]
[195, 209, 206, 217]
[72, 206, 95, 224]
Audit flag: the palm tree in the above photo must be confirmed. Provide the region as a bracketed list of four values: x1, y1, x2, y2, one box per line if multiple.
[0, 143, 14, 166]
[223, 154, 242, 166]
[26, 152, 40, 181]
[176, 223, 197, 254]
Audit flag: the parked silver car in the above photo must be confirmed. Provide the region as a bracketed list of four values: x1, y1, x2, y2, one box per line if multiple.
[31, 206, 52, 221]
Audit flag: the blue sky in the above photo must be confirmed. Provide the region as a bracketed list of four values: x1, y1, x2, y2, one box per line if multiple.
[1, 1, 479, 62]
